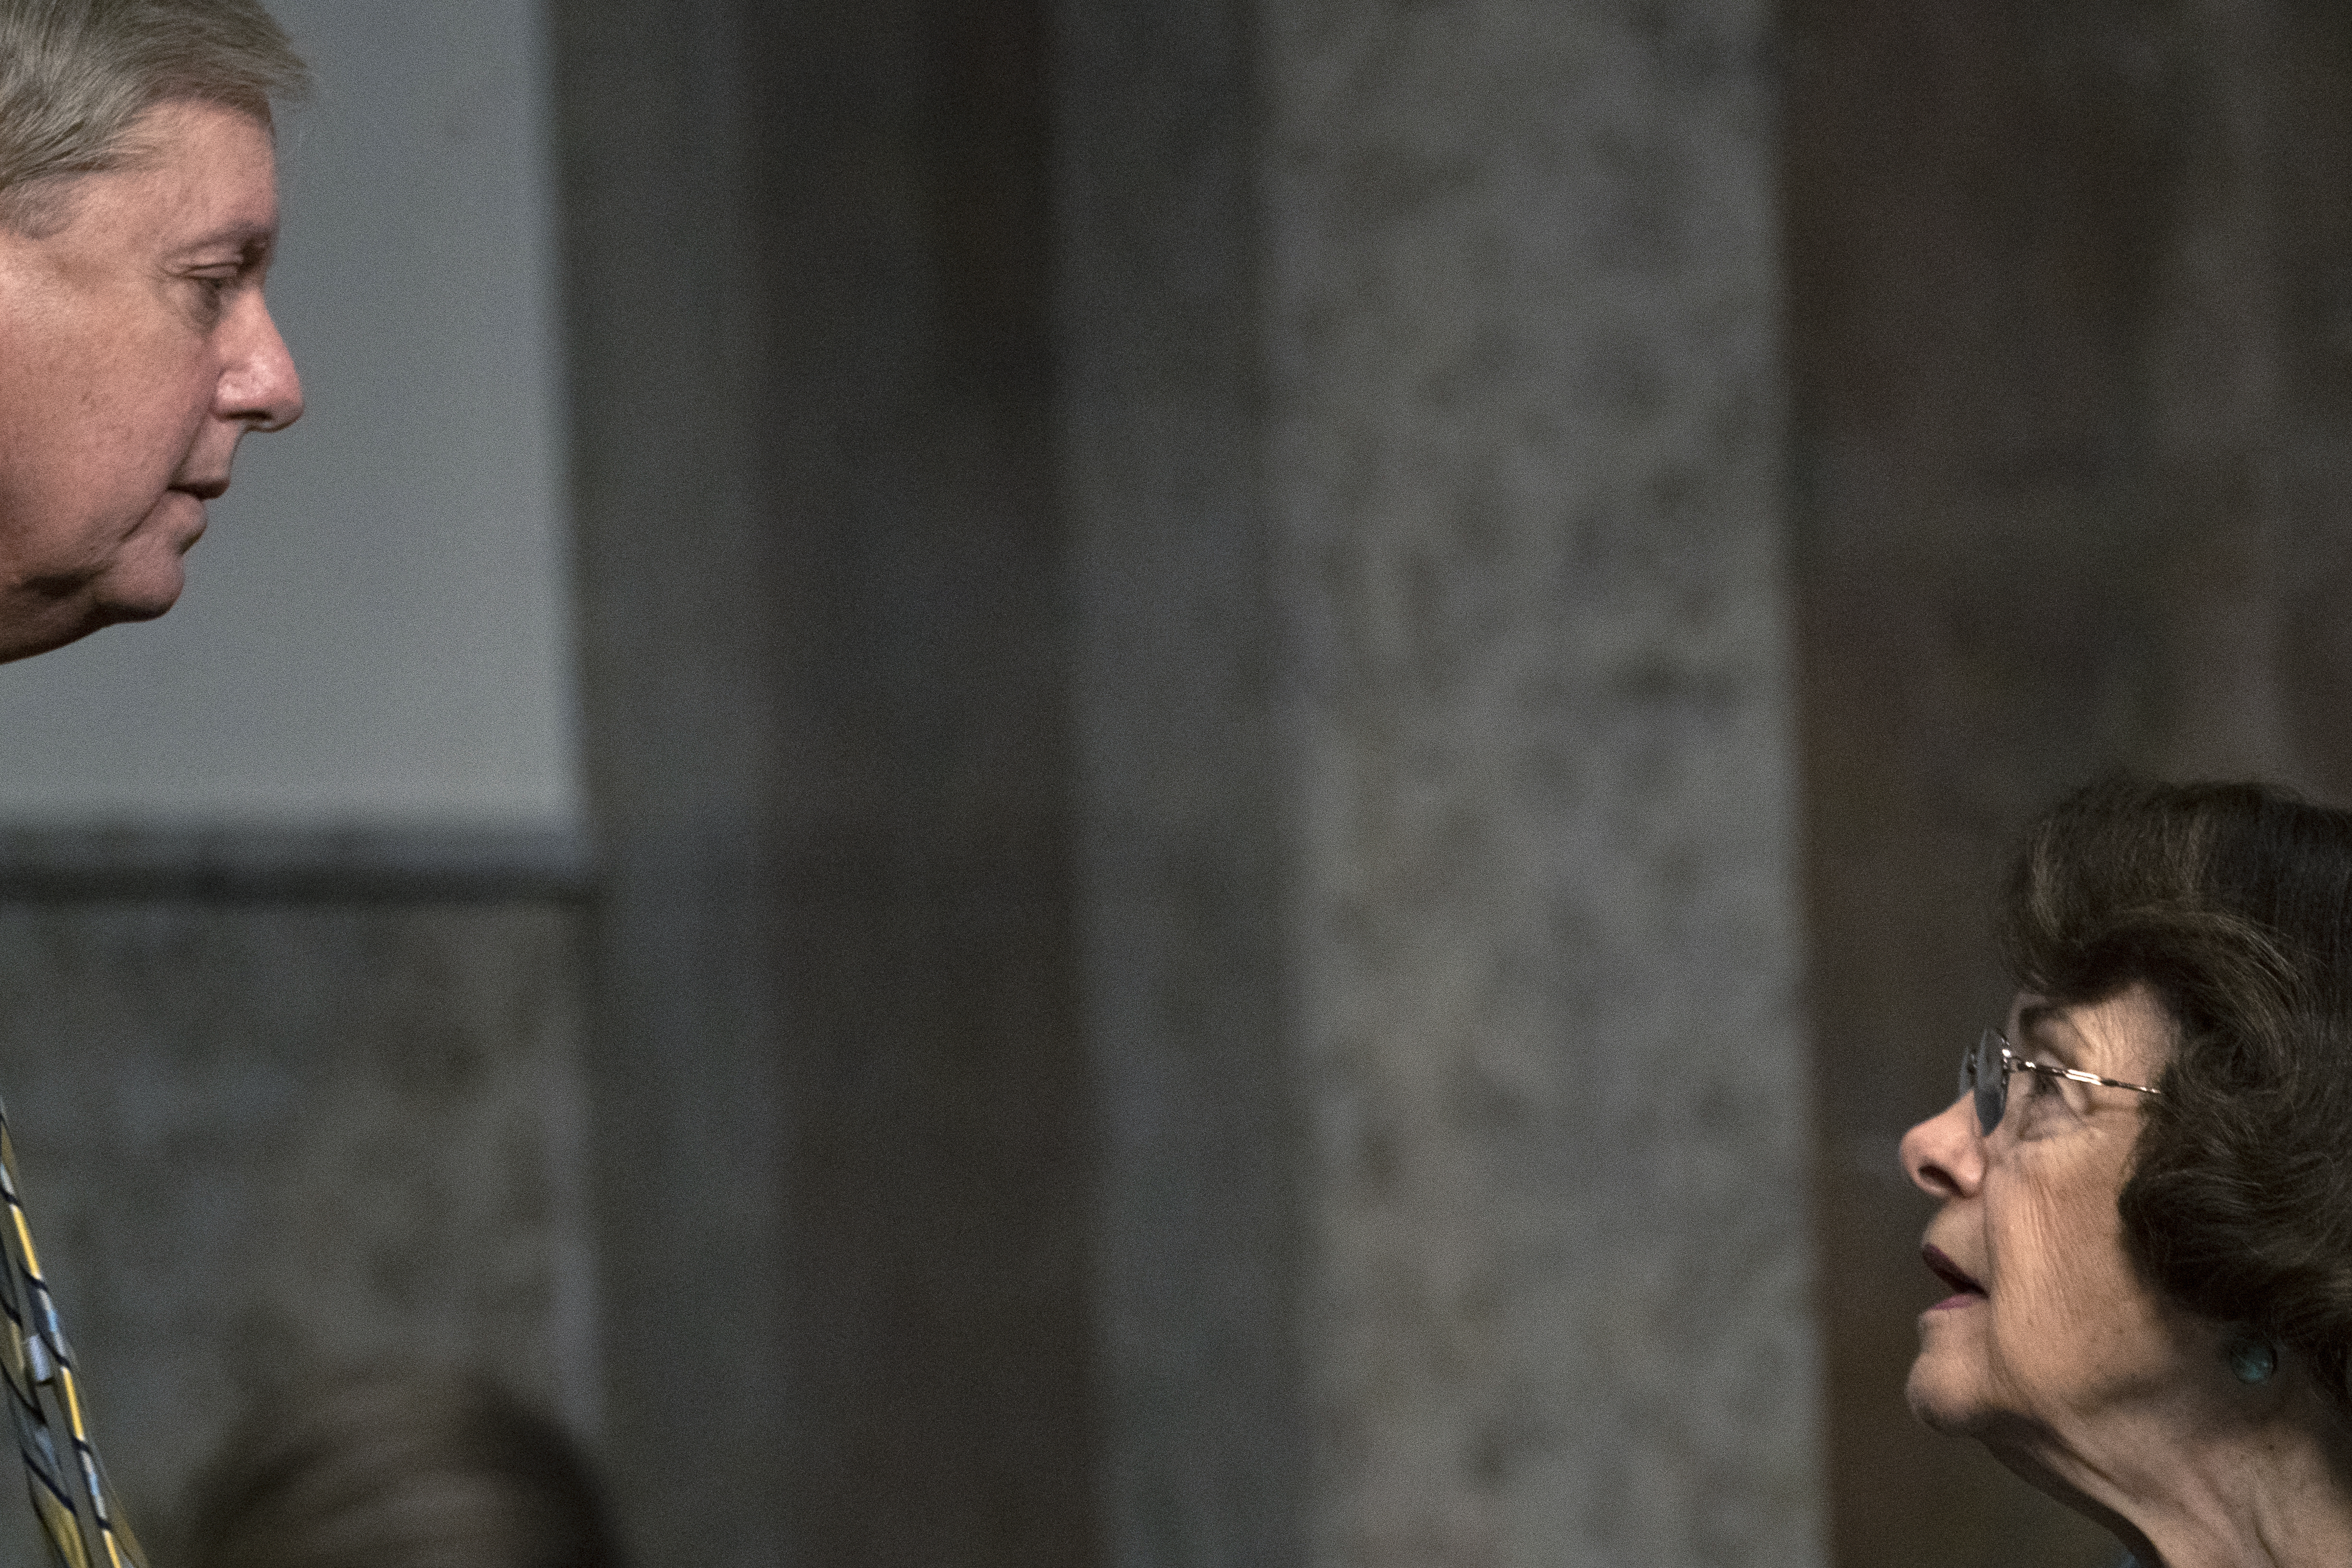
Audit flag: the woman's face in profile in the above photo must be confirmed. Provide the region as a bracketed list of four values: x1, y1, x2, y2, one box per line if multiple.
[1899, 986, 2208, 1450]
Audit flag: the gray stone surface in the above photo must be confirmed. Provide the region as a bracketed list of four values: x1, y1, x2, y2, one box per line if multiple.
[1064, 1, 1820, 1562]
[1261, 1, 1821, 1564]
[0, 899, 594, 1564]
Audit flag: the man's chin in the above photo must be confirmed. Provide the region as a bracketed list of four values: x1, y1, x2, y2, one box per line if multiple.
[0, 565, 187, 661]
[99, 582, 182, 624]
[93, 540, 191, 622]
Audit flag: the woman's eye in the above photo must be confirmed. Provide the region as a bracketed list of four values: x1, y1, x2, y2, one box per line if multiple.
[2012, 1068, 2089, 1134]
[2008, 1068, 2056, 1117]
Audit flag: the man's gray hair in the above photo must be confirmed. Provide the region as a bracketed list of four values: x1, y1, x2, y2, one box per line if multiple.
[0, 0, 306, 230]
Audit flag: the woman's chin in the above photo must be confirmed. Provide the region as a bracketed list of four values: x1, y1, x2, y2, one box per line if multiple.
[1905, 1350, 1991, 1436]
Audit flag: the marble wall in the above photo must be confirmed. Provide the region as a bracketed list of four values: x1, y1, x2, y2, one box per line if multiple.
[1261, 3, 1818, 1564]
[1068, 1, 1822, 1565]
[0, 893, 593, 1566]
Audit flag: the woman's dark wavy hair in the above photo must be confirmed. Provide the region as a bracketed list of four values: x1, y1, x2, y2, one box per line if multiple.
[2002, 776, 2352, 1412]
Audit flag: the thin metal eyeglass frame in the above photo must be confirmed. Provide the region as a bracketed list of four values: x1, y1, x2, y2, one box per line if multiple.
[1962, 1027, 2161, 1135]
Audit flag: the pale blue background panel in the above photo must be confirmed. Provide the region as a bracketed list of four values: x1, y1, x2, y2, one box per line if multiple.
[0, 0, 577, 831]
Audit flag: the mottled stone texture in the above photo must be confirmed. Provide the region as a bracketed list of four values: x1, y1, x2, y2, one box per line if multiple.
[0, 900, 594, 1565]
[1787, 0, 2352, 1563]
[1262, 3, 1819, 1565]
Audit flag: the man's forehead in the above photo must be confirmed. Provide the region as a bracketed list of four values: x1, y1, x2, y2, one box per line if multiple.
[59, 103, 280, 252]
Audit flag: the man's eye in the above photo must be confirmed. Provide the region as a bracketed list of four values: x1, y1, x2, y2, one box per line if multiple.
[184, 273, 237, 321]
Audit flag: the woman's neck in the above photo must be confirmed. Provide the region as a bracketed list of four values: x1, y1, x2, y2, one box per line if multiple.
[1987, 1374, 2352, 1568]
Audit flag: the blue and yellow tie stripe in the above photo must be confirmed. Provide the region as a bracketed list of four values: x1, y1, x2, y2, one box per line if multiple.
[0, 1102, 142, 1568]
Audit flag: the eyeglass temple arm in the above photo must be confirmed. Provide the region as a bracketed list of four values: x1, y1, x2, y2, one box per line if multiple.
[2017, 1058, 2162, 1097]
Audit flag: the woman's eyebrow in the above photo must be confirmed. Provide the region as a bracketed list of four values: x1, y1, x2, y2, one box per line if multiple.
[2013, 1003, 2079, 1062]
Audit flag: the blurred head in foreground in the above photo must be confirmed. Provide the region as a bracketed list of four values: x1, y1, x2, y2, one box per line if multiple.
[180, 1367, 620, 1568]
[1901, 778, 2352, 1567]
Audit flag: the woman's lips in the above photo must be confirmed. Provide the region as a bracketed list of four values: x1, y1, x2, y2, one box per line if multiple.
[1922, 1244, 1986, 1310]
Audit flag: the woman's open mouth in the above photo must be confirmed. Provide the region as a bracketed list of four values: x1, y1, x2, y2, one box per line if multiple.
[1922, 1244, 1987, 1310]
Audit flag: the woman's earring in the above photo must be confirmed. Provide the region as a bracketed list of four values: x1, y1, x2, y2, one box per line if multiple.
[2226, 1331, 2278, 1386]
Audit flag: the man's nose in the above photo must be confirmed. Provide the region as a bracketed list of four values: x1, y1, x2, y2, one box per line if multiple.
[217, 295, 303, 433]
[1901, 1094, 1984, 1200]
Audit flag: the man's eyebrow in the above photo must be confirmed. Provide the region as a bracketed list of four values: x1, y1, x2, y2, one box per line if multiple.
[171, 222, 276, 260]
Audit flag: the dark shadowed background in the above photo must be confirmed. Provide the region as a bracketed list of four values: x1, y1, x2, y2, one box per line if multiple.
[1791, 2, 2352, 1564]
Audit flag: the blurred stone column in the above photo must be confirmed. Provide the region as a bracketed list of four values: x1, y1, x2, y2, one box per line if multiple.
[1263, 3, 1817, 1564]
[1058, 4, 1305, 1567]
[1067, 0, 1821, 1564]
[553, 6, 789, 1566]
[561, 0, 1093, 1565]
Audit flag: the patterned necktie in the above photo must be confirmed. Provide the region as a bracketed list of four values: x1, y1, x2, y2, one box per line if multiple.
[0, 1099, 143, 1568]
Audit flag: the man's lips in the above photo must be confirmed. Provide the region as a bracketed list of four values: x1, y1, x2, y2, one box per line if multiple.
[1923, 1244, 1986, 1309]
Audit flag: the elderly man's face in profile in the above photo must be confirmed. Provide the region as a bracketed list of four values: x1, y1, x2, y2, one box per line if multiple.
[0, 99, 301, 663]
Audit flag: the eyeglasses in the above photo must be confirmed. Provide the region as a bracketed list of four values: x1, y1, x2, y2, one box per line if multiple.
[1961, 1027, 2161, 1135]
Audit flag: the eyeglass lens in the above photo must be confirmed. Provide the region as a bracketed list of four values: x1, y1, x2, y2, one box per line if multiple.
[1962, 1028, 2007, 1134]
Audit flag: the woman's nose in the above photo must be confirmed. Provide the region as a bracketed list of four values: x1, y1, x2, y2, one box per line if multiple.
[1901, 1095, 1983, 1199]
